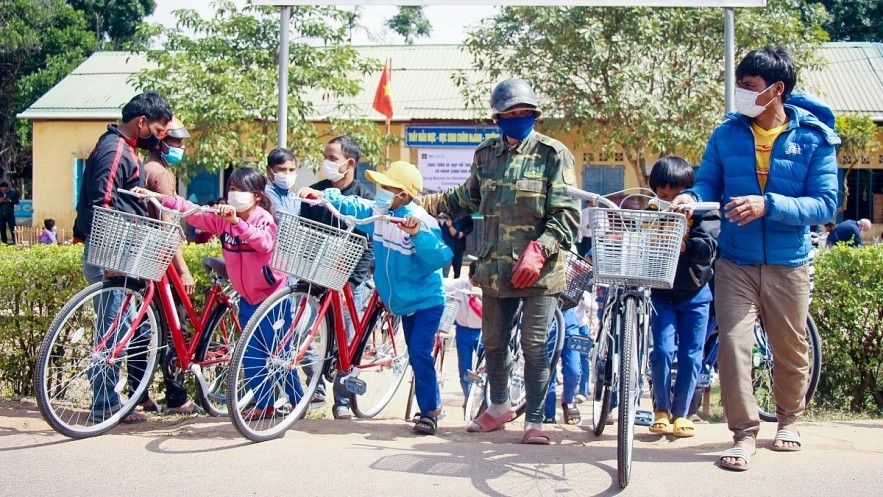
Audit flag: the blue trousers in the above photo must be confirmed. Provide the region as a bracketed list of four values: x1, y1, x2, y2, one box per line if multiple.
[545, 308, 582, 418]
[240, 297, 303, 408]
[402, 304, 445, 417]
[455, 324, 481, 397]
[577, 324, 590, 397]
[649, 285, 711, 418]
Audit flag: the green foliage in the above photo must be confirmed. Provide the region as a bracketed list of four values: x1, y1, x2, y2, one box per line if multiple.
[459, 0, 828, 186]
[812, 244, 883, 414]
[835, 113, 881, 165]
[131, 0, 389, 177]
[0, 242, 222, 397]
[385, 6, 432, 45]
[810, 0, 883, 42]
[0, 0, 97, 184]
[69, 0, 156, 49]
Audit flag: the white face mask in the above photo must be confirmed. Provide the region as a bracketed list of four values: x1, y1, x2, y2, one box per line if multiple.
[272, 172, 297, 190]
[734, 84, 775, 118]
[227, 191, 255, 212]
[321, 159, 347, 182]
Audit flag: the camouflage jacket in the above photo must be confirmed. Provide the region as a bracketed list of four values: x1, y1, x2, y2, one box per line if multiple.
[424, 131, 580, 297]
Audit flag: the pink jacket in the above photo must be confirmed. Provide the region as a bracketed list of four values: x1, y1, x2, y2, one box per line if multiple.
[162, 196, 286, 306]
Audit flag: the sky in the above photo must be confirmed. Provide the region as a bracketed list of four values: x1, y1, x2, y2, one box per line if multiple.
[146, 1, 496, 45]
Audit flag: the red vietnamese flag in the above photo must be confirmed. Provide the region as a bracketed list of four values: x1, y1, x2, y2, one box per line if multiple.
[372, 61, 393, 120]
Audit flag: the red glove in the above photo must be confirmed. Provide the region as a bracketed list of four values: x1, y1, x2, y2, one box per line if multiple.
[511, 240, 547, 288]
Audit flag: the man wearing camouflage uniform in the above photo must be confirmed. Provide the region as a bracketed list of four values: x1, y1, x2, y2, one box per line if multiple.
[422, 78, 579, 444]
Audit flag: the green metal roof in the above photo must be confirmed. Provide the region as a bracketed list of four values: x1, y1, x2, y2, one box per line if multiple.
[18, 43, 883, 123]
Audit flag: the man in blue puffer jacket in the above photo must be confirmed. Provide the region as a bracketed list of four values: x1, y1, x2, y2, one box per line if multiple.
[673, 46, 839, 471]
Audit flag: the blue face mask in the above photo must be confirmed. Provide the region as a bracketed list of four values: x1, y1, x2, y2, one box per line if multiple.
[375, 188, 395, 211]
[163, 145, 184, 165]
[497, 114, 536, 141]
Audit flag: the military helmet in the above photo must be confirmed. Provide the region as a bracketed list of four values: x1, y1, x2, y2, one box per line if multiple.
[164, 117, 190, 139]
[490, 78, 542, 118]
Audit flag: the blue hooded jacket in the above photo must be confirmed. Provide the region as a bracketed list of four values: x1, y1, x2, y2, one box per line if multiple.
[325, 189, 452, 316]
[685, 94, 840, 266]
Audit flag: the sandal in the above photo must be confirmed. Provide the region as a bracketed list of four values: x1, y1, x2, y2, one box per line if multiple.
[165, 401, 201, 415]
[772, 429, 802, 452]
[719, 446, 754, 471]
[649, 411, 671, 434]
[672, 417, 695, 438]
[121, 411, 148, 424]
[139, 399, 161, 413]
[562, 402, 581, 425]
[522, 428, 551, 445]
[467, 409, 516, 433]
[413, 415, 438, 435]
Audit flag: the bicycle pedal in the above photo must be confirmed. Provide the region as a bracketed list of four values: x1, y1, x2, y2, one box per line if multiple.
[696, 374, 712, 389]
[634, 409, 653, 426]
[207, 393, 226, 405]
[465, 370, 484, 383]
[344, 376, 367, 395]
[566, 336, 594, 356]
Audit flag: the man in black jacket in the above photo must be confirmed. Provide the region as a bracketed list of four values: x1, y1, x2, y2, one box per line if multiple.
[298, 135, 374, 420]
[0, 181, 19, 244]
[440, 213, 474, 278]
[73, 92, 172, 424]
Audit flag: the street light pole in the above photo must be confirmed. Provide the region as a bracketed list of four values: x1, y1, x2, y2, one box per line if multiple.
[724, 7, 735, 114]
[277, 6, 291, 149]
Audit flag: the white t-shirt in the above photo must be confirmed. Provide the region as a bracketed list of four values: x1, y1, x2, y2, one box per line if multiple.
[444, 277, 482, 329]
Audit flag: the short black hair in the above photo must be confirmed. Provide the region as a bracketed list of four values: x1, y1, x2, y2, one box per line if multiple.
[121, 92, 173, 124]
[649, 155, 695, 191]
[44, 219, 55, 230]
[267, 148, 297, 169]
[0, 181, 8, 188]
[228, 166, 274, 218]
[736, 45, 797, 101]
[328, 136, 362, 163]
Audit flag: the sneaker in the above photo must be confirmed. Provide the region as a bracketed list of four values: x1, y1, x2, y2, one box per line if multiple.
[333, 406, 352, 420]
[574, 394, 588, 404]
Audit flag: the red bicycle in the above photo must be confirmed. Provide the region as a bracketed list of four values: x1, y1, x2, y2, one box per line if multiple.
[227, 197, 409, 442]
[34, 190, 242, 438]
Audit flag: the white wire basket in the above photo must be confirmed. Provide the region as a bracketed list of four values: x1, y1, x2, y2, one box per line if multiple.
[270, 211, 367, 291]
[86, 207, 184, 281]
[438, 298, 461, 333]
[588, 208, 687, 289]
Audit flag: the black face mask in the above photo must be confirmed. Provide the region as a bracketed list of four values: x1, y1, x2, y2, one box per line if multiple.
[136, 133, 160, 151]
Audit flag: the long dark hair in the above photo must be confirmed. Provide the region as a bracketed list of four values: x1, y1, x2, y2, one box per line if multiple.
[228, 166, 274, 218]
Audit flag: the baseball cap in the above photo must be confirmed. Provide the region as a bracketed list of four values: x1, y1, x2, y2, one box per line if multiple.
[365, 161, 423, 198]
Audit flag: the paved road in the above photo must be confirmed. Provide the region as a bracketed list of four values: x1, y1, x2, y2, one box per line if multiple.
[2, 349, 882, 496]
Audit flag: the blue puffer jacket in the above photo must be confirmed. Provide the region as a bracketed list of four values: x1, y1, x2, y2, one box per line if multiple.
[686, 98, 840, 267]
[324, 189, 452, 316]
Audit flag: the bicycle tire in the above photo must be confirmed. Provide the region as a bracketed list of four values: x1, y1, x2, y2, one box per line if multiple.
[34, 280, 161, 438]
[227, 287, 330, 442]
[194, 300, 241, 417]
[617, 296, 640, 489]
[754, 316, 821, 422]
[464, 350, 487, 423]
[591, 305, 614, 436]
[350, 306, 409, 419]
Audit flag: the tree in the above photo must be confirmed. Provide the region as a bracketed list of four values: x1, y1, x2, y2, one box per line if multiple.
[458, 0, 829, 186]
[68, 0, 156, 49]
[810, 0, 883, 42]
[132, 0, 389, 176]
[0, 0, 96, 190]
[385, 6, 432, 45]
[834, 114, 881, 213]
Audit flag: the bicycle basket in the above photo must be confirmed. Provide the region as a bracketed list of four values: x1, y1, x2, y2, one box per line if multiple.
[438, 298, 461, 333]
[561, 251, 593, 310]
[588, 208, 687, 289]
[86, 207, 184, 281]
[270, 211, 367, 291]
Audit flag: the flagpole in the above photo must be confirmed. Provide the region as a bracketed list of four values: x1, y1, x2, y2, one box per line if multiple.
[385, 116, 391, 165]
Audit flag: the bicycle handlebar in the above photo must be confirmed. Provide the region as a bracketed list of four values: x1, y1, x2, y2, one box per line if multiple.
[563, 186, 619, 209]
[118, 188, 219, 217]
[296, 196, 407, 226]
[564, 186, 719, 212]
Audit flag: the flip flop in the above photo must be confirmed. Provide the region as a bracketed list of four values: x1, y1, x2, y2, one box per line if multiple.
[522, 428, 551, 445]
[649, 411, 671, 434]
[672, 417, 695, 438]
[467, 409, 516, 433]
[165, 402, 201, 415]
[121, 411, 148, 424]
[772, 429, 802, 452]
[719, 446, 753, 471]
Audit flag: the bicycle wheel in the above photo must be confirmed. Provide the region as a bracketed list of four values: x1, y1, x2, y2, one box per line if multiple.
[617, 296, 640, 489]
[753, 316, 822, 422]
[227, 288, 329, 442]
[34, 280, 161, 438]
[591, 306, 614, 436]
[350, 306, 409, 419]
[464, 350, 487, 423]
[194, 300, 241, 417]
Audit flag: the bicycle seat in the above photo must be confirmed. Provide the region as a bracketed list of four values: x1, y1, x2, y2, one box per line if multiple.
[202, 257, 229, 280]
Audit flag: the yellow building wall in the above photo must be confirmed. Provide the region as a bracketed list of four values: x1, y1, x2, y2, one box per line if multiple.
[31, 120, 111, 230]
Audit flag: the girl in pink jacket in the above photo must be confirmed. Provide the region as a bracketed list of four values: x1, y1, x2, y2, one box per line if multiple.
[137, 167, 296, 420]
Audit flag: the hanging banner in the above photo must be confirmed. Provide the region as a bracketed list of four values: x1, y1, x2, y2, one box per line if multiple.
[417, 148, 475, 193]
[406, 126, 500, 148]
[256, 1, 766, 6]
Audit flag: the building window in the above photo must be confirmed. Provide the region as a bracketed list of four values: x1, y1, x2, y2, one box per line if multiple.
[582, 164, 624, 195]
